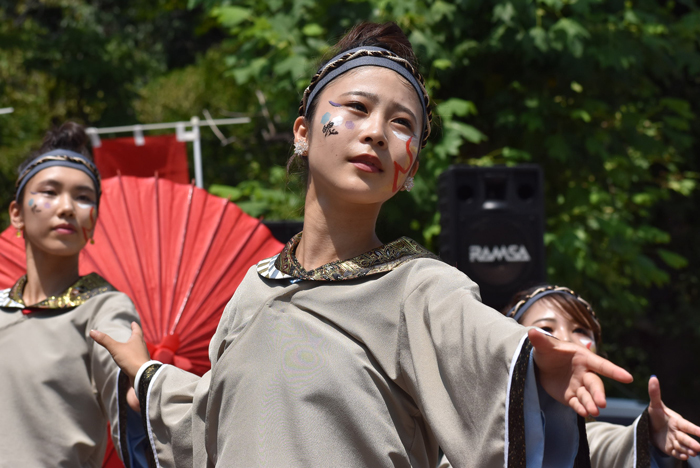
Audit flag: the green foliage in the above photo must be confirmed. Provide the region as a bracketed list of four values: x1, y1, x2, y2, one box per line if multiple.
[1, 0, 699, 412]
[186, 0, 700, 403]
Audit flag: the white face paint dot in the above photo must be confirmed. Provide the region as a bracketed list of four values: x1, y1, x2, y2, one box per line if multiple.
[331, 116, 344, 126]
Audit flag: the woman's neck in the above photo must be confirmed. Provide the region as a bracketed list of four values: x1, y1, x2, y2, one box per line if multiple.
[296, 192, 383, 271]
[22, 243, 80, 305]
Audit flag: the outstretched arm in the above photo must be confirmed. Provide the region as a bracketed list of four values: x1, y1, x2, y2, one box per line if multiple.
[529, 328, 634, 417]
[648, 375, 700, 460]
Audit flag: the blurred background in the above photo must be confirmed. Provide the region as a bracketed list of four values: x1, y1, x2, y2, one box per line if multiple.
[1, 0, 698, 422]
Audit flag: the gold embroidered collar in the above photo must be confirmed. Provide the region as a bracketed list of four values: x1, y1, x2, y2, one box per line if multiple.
[6, 273, 115, 309]
[259, 233, 439, 281]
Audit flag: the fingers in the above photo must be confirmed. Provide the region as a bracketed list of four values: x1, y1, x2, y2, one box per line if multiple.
[582, 352, 633, 384]
[129, 321, 144, 341]
[676, 414, 700, 439]
[675, 431, 700, 455]
[89, 328, 119, 354]
[568, 396, 589, 418]
[648, 375, 662, 409]
[575, 385, 599, 417]
[528, 328, 557, 353]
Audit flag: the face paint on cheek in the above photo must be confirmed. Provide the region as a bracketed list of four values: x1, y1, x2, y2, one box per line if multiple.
[331, 116, 343, 127]
[43, 202, 51, 209]
[81, 206, 97, 243]
[579, 337, 597, 354]
[321, 112, 331, 124]
[28, 199, 34, 207]
[345, 121, 354, 129]
[391, 131, 417, 192]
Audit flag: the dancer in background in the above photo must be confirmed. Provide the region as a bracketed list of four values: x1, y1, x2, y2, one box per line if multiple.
[93, 23, 635, 467]
[507, 285, 700, 467]
[0, 122, 145, 467]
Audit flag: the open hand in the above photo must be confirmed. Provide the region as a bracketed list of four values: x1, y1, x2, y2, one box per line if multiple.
[648, 376, 700, 460]
[529, 328, 633, 417]
[90, 322, 150, 383]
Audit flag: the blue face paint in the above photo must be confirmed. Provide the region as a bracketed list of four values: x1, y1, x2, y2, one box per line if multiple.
[321, 112, 331, 124]
[28, 199, 34, 207]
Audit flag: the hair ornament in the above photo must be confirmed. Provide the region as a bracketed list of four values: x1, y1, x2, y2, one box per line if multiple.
[293, 138, 309, 157]
[507, 285, 599, 324]
[299, 46, 432, 149]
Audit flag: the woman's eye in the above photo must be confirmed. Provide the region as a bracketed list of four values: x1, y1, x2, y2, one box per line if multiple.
[540, 326, 553, 333]
[42, 190, 57, 196]
[395, 118, 413, 130]
[574, 327, 592, 337]
[348, 102, 367, 112]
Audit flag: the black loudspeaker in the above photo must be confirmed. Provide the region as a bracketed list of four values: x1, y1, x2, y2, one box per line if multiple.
[263, 220, 304, 245]
[438, 165, 546, 311]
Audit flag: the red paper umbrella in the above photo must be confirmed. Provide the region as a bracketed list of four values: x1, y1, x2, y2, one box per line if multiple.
[0, 175, 286, 467]
[2, 175, 284, 373]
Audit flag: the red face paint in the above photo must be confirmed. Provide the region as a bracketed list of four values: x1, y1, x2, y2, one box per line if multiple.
[82, 206, 96, 242]
[392, 136, 415, 192]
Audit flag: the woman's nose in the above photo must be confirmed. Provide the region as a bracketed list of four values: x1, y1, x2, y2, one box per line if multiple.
[360, 115, 387, 147]
[56, 194, 75, 216]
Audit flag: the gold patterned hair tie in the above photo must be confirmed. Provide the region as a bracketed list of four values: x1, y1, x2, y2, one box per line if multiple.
[15, 149, 101, 204]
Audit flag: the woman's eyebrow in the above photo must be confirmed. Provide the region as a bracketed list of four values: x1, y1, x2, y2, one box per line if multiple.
[532, 318, 556, 325]
[74, 185, 96, 193]
[338, 91, 418, 123]
[35, 178, 62, 187]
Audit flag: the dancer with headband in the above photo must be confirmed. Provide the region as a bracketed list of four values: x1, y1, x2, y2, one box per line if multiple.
[0, 122, 145, 467]
[506, 285, 700, 467]
[93, 23, 635, 467]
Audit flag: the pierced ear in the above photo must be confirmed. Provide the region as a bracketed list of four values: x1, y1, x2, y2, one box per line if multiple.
[293, 116, 309, 141]
[8, 200, 23, 230]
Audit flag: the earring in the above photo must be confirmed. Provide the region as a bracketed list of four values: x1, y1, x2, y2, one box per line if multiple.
[402, 177, 414, 192]
[294, 138, 309, 157]
[16, 230, 22, 238]
[90, 238, 95, 245]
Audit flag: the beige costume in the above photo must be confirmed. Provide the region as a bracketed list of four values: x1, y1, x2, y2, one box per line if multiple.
[0, 273, 139, 468]
[137, 236, 585, 468]
[587, 416, 684, 468]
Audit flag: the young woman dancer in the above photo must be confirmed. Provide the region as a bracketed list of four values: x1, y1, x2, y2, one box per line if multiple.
[506, 285, 700, 467]
[0, 122, 144, 467]
[92, 23, 635, 467]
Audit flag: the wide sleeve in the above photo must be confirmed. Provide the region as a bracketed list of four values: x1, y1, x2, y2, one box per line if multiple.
[396, 261, 584, 468]
[138, 282, 244, 468]
[84, 292, 145, 467]
[587, 413, 684, 468]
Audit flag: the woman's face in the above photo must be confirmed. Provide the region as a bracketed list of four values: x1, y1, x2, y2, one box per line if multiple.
[295, 66, 423, 206]
[10, 166, 98, 257]
[520, 300, 597, 353]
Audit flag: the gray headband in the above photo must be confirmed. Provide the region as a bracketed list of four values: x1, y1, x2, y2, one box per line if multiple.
[15, 149, 101, 205]
[507, 285, 598, 324]
[304, 46, 428, 144]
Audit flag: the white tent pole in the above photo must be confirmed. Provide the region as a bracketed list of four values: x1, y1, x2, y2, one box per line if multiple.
[0, 107, 14, 115]
[85, 116, 250, 189]
[191, 116, 203, 188]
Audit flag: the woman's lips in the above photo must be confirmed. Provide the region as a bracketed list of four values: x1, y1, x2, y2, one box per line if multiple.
[53, 224, 76, 234]
[349, 154, 383, 173]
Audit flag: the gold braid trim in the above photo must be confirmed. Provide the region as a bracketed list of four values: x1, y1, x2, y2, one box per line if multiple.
[273, 233, 440, 281]
[8, 272, 115, 309]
